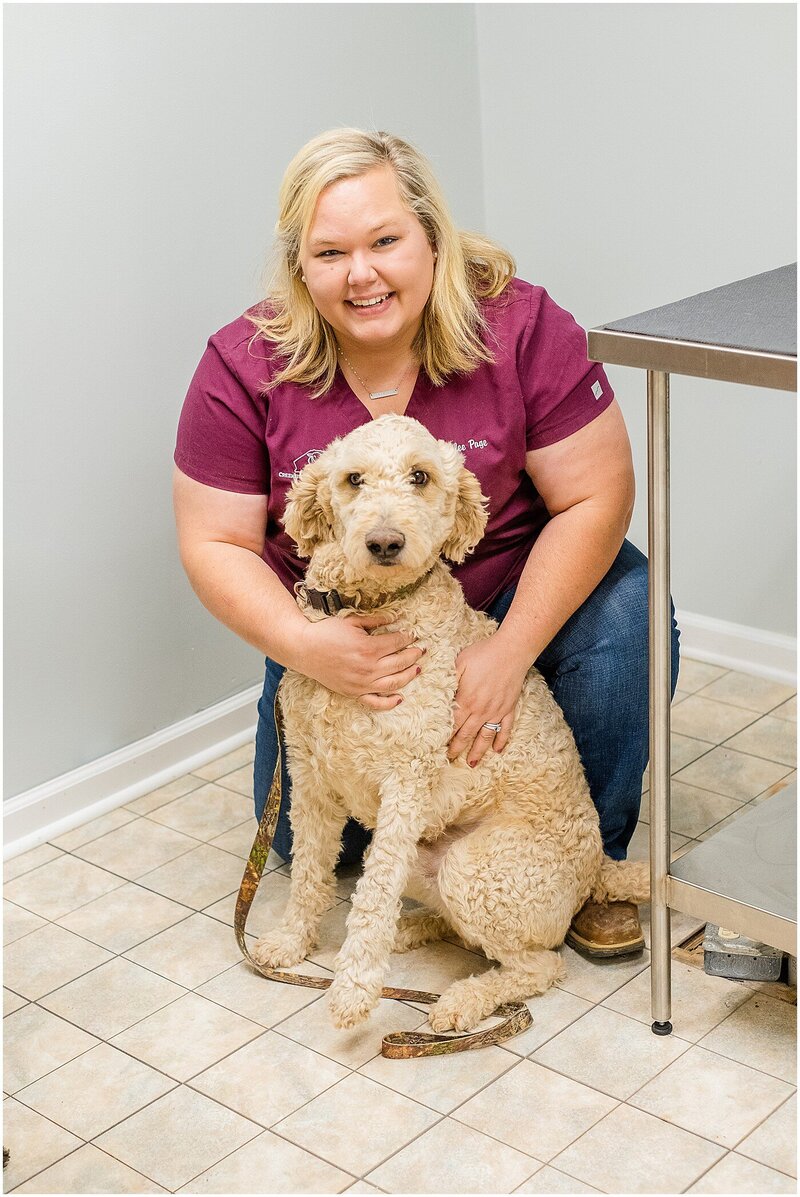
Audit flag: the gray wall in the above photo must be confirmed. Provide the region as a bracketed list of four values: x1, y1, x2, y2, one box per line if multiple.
[4, 3, 485, 796]
[476, 3, 797, 633]
[4, 3, 796, 799]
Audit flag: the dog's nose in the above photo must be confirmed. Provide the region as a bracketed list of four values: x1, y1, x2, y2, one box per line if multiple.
[366, 528, 405, 561]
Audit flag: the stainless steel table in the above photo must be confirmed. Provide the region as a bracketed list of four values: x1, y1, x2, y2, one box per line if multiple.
[587, 264, 797, 1034]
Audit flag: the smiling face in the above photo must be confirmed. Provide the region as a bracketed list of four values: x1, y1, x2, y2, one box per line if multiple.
[299, 166, 436, 358]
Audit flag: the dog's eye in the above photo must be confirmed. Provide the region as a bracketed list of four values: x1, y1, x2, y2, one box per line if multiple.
[347, 473, 363, 488]
[410, 470, 429, 487]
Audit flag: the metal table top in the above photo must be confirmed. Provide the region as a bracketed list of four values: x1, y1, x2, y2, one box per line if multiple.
[588, 264, 797, 390]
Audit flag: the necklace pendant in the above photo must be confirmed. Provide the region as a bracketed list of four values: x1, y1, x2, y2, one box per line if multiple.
[369, 388, 399, 400]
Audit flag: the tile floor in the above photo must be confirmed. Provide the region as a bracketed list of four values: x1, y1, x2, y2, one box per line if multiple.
[3, 658, 797, 1194]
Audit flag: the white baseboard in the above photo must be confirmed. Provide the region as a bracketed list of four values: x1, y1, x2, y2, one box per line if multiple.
[3, 684, 263, 860]
[676, 609, 796, 685]
[4, 609, 795, 861]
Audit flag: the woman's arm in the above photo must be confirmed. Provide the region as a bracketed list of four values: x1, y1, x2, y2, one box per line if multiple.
[173, 467, 423, 708]
[448, 400, 635, 763]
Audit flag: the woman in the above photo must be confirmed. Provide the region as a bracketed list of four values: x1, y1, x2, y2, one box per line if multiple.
[174, 128, 680, 958]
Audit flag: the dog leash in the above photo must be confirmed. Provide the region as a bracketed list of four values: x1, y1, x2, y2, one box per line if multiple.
[233, 686, 533, 1059]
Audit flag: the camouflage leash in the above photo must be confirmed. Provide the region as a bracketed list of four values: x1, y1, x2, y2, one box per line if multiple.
[233, 687, 533, 1059]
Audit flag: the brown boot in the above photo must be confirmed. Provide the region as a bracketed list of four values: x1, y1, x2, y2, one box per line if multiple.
[565, 899, 645, 958]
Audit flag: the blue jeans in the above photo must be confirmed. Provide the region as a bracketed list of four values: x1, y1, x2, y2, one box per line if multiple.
[253, 539, 680, 865]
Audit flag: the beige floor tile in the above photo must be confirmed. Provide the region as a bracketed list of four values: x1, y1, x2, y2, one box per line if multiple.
[209, 819, 276, 862]
[367, 1116, 538, 1193]
[360, 1035, 516, 1113]
[4, 987, 28, 1015]
[602, 961, 752, 1043]
[551, 1102, 725, 1193]
[771, 695, 797, 722]
[210, 762, 253, 797]
[675, 746, 792, 802]
[125, 774, 206, 815]
[671, 732, 716, 772]
[73, 817, 199, 880]
[639, 780, 744, 838]
[630, 1043, 794, 1147]
[3, 922, 112, 1000]
[531, 1004, 691, 1100]
[3, 852, 124, 920]
[687, 1150, 797, 1192]
[493, 986, 594, 1058]
[1, 1097, 82, 1190]
[696, 672, 796, 715]
[514, 1164, 602, 1192]
[39, 955, 186, 1038]
[453, 1058, 616, 1162]
[344, 1183, 383, 1194]
[203, 866, 292, 933]
[193, 742, 255, 783]
[190, 1028, 347, 1127]
[758, 768, 798, 798]
[137, 841, 246, 909]
[196, 959, 332, 1028]
[382, 939, 492, 996]
[3, 842, 64, 882]
[50, 806, 138, 851]
[556, 943, 651, 1004]
[725, 715, 797, 767]
[111, 991, 263, 1081]
[13, 1142, 168, 1193]
[3, 899, 46, 944]
[678, 660, 729, 693]
[697, 797, 766, 840]
[737, 1092, 796, 1177]
[95, 1085, 262, 1192]
[176, 1128, 353, 1193]
[626, 820, 689, 862]
[4, 1004, 98, 1093]
[146, 782, 253, 841]
[274, 1072, 439, 1176]
[279, 990, 429, 1069]
[124, 911, 244, 988]
[56, 881, 192, 953]
[699, 994, 797, 1083]
[672, 695, 762, 743]
[15, 1042, 176, 1139]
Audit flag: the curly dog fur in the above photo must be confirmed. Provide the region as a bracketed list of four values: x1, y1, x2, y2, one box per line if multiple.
[253, 414, 648, 1032]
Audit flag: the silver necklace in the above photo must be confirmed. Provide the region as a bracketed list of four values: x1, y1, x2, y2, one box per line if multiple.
[337, 346, 415, 401]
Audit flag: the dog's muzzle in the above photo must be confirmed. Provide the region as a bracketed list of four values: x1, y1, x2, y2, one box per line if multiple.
[365, 527, 405, 565]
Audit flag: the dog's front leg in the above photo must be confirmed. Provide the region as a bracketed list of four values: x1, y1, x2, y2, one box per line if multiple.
[328, 772, 428, 1030]
[252, 760, 346, 970]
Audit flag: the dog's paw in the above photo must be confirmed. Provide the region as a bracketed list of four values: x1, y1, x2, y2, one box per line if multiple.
[251, 929, 308, 970]
[428, 979, 493, 1033]
[327, 973, 380, 1030]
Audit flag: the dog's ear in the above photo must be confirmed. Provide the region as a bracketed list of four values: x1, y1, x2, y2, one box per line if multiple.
[438, 441, 489, 564]
[282, 456, 334, 558]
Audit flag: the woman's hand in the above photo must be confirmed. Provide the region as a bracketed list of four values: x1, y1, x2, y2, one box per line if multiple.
[447, 633, 530, 766]
[293, 613, 424, 710]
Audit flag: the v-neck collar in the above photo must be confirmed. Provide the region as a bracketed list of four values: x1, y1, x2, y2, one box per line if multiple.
[331, 363, 428, 422]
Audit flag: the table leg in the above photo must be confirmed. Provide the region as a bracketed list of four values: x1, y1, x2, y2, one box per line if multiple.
[647, 369, 673, 1035]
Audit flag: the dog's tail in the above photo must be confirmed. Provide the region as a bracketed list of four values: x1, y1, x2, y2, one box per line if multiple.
[591, 856, 649, 904]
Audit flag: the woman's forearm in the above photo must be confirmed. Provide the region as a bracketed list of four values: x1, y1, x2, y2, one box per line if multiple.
[181, 541, 309, 668]
[495, 498, 632, 667]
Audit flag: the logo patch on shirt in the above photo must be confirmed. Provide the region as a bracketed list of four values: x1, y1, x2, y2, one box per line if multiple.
[278, 450, 324, 481]
[591, 380, 604, 400]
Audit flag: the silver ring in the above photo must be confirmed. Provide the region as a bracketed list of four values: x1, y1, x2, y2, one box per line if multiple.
[482, 722, 502, 733]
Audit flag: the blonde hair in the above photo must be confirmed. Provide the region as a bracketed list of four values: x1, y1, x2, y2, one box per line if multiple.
[249, 128, 516, 395]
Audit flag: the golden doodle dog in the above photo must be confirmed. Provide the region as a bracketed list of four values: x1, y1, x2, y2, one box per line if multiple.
[253, 414, 648, 1032]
